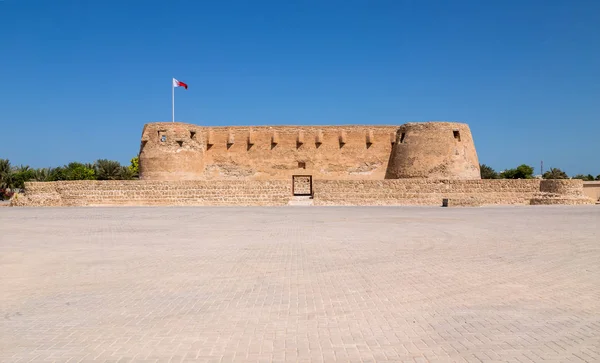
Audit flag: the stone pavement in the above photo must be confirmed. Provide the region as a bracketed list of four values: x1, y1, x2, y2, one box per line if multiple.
[0, 206, 598, 363]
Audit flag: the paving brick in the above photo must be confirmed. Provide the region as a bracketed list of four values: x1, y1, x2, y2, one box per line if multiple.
[0, 206, 598, 362]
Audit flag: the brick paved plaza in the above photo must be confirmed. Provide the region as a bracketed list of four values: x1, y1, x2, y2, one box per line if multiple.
[1, 206, 599, 362]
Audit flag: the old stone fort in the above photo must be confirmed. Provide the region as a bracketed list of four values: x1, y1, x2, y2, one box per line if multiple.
[15, 121, 596, 206]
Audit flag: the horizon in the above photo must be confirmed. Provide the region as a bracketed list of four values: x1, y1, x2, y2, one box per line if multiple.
[1, 0, 599, 176]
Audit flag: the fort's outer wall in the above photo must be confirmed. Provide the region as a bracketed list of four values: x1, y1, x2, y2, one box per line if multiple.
[13, 179, 592, 207]
[140, 123, 398, 180]
[385, 122, 480, 180]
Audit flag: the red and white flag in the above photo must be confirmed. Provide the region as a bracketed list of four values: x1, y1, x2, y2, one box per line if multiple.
[172, 78, 188, 89]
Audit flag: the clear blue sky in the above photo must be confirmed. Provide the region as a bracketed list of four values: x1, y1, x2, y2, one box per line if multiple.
[1, 0, 598, 176]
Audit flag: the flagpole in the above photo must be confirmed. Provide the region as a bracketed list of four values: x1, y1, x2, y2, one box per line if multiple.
[172, 79, 175, 123]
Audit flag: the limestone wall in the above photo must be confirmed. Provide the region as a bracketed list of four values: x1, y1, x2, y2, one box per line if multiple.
[14, 179, 592, 207]
[140, 123, 398, 181]
[531, 179, 594, 205]
[313, 179, 542, 206]
[385, 122, 480, 180]
[13, 181, 290, 207]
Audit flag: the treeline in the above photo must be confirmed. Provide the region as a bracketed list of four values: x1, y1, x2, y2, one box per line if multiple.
[480, 164, 599, 181]
[1, 157, 139, 198]
[2, 158, 598, 200]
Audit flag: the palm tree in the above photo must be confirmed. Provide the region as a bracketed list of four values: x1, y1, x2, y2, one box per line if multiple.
[542, 168, 568, 179]
[480, 164, 498, 179]
[94, 159, 122, 180]
[13, 165, 30, 173]
[119, 166, 135, 180]
[32, 168, 51, 181]
[0, 159, 14, 189]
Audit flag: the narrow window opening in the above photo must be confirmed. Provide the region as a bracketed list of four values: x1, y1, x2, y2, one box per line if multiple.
[400, 133, 406, 143]
[160, 135, 167, 142]
[453, 130, 461, 142]
[190, 131, 196, 139]
[298, 161, 306, 169]
[177, 140, 183, 147]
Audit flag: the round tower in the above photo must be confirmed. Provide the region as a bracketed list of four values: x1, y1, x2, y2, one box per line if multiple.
[385, 122, 480, 179]
[139, 122, 205, 180]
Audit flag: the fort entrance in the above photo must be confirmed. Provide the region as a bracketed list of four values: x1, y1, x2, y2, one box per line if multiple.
[292, 175, 312, 196]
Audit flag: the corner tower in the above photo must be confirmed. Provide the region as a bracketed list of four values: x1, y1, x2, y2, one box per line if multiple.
[385, 122, 480, 179]
[139, 122, 205, 180]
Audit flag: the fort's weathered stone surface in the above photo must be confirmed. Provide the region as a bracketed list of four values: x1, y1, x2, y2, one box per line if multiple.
[313, 179, 542, 206]
[385, 122, 480, 179]
[531, 179, 594, 205]
[140, 123, 398, 180]
[13, 179, 593, 207]
[12, 180, 290, 207]
[139, 121, 481, 181]
[139, 123, 205, 180]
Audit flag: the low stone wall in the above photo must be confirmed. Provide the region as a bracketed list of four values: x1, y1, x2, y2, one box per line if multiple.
[531, 180, 594, 205]
[11, 182, 62, 206]
[12, 180, 291, 207]
[313, 179, 543, 206]
[12, 179, 593, 207]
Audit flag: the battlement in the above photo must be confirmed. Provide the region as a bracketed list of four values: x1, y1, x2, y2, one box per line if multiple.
[141, 123, 398, 149]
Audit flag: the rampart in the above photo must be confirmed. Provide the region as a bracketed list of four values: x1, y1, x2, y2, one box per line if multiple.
[140, 123, 399, 180]
[12, 179, 593, 207]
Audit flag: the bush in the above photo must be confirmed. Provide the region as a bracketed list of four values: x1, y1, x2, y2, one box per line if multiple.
[1, 188, 14, 200]
[572, 174, 595, 181]
[542, 168, 568, 180]
[63, 163, 96, 180]
[480, 164, 498, 179]
[95, 159, 122, 180]
[499, 164, 534, 179]
[0, 159, 13, 189]
[129, 156, 139, 177]
[119, 166, 135, 180]
[11, 166, 35, 189]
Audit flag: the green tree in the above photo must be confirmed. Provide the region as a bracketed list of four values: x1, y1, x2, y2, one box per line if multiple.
[500, 164, 535, 179]
[0, 159, 13, 189]
[480, 164, 498, 179]
[542, 168, 568, 180]
[119, 166, 135, 180]
[129, 156, 139, 177]
[32, 168, 51, 182]
[94, 159, 122, 180]
[48, 166, 66, 181]
[63, 162, 96, 180]
[572, 174, 595, 181]
[11, 165, 35, 189]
